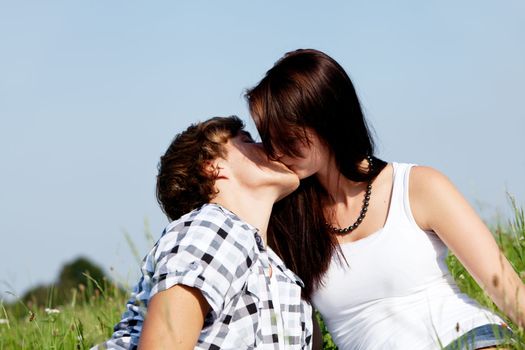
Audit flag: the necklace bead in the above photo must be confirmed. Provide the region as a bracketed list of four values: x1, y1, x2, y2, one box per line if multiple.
[325, 156, 374, 235]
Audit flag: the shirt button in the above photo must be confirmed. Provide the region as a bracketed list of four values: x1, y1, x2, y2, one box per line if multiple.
[189, 261, 199, 270]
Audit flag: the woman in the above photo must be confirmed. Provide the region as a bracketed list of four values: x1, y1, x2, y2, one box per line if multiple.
[245, 49, 524, 349]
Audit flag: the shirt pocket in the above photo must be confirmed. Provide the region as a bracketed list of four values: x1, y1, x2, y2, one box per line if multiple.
[220, 272, 264, 349]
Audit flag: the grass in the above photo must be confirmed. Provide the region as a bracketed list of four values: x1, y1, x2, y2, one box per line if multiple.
[1, 203, 525, 349]
[0, 278, 128, 349]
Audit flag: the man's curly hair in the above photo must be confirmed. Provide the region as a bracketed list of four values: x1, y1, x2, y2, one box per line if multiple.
[156, 116, 244, 221]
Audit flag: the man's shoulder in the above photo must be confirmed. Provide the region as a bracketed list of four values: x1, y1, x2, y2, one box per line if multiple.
[161, 203, 256, 247]
[151, 203, 258, 274]
[165, 203, 242, 232]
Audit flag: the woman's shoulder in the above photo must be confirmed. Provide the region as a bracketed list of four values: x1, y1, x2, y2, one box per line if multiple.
[408, 165, 453, 192]
[377, 162, 456, 213]
[380, 162, 447, 189]
[407, 165, 461, 230]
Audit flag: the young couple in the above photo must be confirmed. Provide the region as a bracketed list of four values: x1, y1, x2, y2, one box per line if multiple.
[95, 49, 524, 350]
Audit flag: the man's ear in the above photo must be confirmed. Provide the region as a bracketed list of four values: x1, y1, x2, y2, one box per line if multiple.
[203, 159, 228, 180]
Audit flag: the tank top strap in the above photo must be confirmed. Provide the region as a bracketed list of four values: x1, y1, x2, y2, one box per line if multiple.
[384, 162, 417, 227]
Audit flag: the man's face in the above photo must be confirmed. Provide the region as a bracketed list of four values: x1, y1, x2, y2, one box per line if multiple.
[222, 131, 300, 200]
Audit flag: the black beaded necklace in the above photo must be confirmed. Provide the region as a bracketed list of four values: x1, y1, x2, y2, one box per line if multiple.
[325, 155, 373, 235]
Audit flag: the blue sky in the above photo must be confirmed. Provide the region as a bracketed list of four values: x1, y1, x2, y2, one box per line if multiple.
[1, 1, 524, 300]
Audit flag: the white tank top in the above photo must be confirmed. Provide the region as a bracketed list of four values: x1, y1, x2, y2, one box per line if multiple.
[312, 163, 504, 350]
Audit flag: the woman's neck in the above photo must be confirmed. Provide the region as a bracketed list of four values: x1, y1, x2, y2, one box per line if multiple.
[315, 157, 370, 206]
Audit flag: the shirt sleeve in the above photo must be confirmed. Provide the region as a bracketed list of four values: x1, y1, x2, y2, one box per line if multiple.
[149, 218, 255, 319]
[302, 301, 314, 349]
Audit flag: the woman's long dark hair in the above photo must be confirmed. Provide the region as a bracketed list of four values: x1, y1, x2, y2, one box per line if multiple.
[246, 49, 387, 301]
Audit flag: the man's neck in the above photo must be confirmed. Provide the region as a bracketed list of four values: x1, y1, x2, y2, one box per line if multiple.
[211, 191, 276, 245]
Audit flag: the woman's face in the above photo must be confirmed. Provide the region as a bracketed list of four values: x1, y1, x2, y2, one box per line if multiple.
[274, 128, 330, 180]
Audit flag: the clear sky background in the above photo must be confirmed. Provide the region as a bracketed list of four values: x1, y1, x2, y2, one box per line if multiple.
[1, 1, 524, 301]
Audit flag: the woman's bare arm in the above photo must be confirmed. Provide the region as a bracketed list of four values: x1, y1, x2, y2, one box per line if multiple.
[410, 166, 525, 327]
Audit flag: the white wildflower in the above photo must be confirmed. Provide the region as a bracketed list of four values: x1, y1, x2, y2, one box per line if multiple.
[45, 308, 61, 315]
[0, 318, 9, 325]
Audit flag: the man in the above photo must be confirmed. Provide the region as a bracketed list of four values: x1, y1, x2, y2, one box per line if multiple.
[93, 116, 313, 349]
